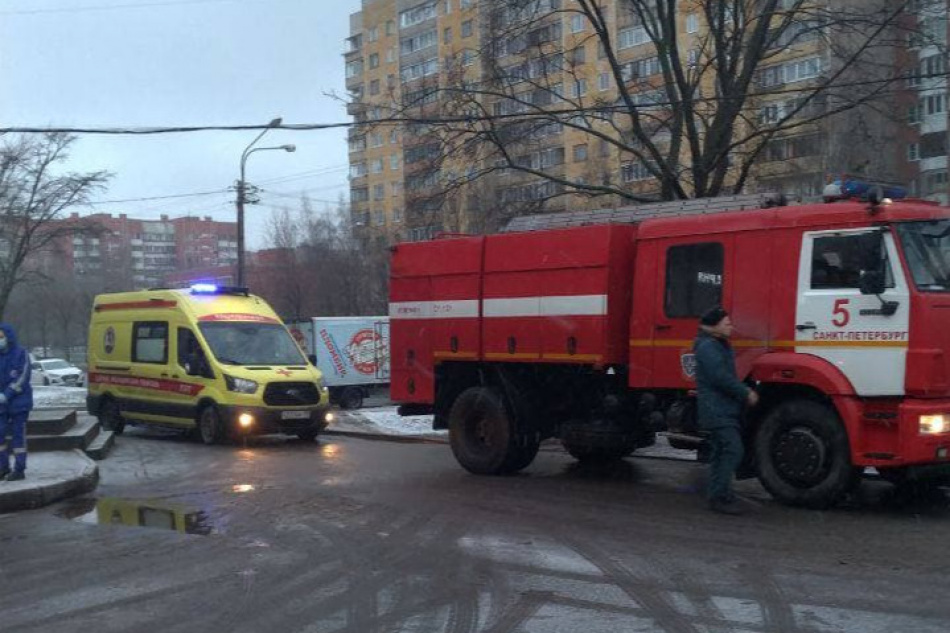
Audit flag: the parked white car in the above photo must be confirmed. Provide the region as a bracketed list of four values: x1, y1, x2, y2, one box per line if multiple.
[30, 358, 85, 387]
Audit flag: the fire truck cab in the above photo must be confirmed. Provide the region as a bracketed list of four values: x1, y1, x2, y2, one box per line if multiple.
[390, 190, 950, 508]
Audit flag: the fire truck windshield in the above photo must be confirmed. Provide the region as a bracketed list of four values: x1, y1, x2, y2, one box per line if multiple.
[896, 220, 950, 291]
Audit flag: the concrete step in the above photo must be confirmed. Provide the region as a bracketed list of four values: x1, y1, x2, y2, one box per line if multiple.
[85, 428, 115, 461]
[29, 416, 99, 453]
[27, 409, 78, 436]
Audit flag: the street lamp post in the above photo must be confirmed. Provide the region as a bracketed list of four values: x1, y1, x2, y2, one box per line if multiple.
[236, 117, 296, 287]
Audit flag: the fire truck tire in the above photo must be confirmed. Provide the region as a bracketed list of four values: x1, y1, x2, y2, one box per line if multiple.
[99, 399, 125, 436]
[448, 386, 525, 475]
[198, 404, 228, 445]
[755, 400, 859, 509]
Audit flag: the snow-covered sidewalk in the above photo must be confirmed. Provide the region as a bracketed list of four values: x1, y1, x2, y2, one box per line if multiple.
[32, 387, 88, 410]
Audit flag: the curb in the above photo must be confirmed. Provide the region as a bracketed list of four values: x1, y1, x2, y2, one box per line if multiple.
[0, 450, 99, 514]
[323, 428, 448, 445]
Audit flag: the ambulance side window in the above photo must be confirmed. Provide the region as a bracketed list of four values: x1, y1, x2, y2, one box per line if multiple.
[665, 242, 724, 318]
[177, 328, 212, 378]
[132, 322, 168, 364]
[811, 233, 894, 290]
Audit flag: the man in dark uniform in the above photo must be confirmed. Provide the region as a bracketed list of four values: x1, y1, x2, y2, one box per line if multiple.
[694, 307, 758, 515]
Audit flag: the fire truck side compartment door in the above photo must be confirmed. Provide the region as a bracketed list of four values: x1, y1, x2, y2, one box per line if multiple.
[795, 229, 910, 396]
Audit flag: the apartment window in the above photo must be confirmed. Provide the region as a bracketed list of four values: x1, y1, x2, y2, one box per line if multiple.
[392, 181, 403, 196]
[393, 208, 404, 223]
[463, 49, 476, 66]
[571, 45, 586, 64]
[621, 161, 655, 182]
[571, 78, 587, 97]
[391, 154, 401, 170]
[573, 144, 588, 162]
[909, 103, 923, 124]
[400, 2, 437, 28]
[462, 19, 473, 38]
[401, 29, 438, 55]
[390, 129, 399, 144]
[908, 143, 920, 162]
[665, 243, 724, 318]
[386, 20, 395, 36]
[345, 60, 363, 78]
[687, 49, 700, 67]
[369, 53, 380, 69]
[925, 92, 947, 115]
[368, 26, 379, 43]
[598, 72, 610, 91]
[686, 13, 698, 34]
[571, 14, 585, 33]
[370, 132, 384, 148]
[444, 27, 452, 44]
[597, 41, 606, 59]
[350, 162, 367, 178]
[444, 0, 451, 14]
[461, 0, 472, 8]
[373, 184, 385, 200]
[371, 158, 384, 174]
[619, 26, 648, 49]
[369, 79, 380, 96]
[386, 47, 395, 63]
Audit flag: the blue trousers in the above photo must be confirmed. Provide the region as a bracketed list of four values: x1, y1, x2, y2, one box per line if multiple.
[0, 410, 28, 473]
[706, 423, 743, 502]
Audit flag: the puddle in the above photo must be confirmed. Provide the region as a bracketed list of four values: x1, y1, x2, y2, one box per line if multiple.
[56, 496, 216, 535]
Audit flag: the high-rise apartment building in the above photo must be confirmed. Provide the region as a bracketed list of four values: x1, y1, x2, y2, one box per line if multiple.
[346, 1, 948, 241]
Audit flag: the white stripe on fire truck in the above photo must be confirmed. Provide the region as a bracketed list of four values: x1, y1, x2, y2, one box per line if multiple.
[389, 295, 608, 319]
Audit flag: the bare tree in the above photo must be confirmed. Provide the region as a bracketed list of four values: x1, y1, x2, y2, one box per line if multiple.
[395, 0, 928, 214]
[0, 133, 109, 318]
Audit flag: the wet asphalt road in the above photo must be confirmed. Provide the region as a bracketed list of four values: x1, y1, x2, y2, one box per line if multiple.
[2, 430, 950, 633]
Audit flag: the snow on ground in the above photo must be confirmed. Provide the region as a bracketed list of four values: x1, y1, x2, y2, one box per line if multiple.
[347, 407, 447, 438]
[33, 386, 88, 410]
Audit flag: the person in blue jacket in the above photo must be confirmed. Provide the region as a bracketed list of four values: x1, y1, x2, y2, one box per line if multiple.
[694, 307, 758, 515]
[0, 323, 33, 481]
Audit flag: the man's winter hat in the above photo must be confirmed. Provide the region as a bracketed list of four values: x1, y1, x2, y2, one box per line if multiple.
[700, 306, 729, 327]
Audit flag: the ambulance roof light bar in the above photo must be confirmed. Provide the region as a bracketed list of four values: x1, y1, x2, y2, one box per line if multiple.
[189, 284, 250, 296]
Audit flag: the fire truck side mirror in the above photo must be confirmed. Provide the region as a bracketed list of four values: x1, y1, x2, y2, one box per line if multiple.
[860, 270, 886, 296]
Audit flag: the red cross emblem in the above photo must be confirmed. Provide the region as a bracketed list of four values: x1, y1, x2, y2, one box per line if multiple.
[276, 369, 292, 377]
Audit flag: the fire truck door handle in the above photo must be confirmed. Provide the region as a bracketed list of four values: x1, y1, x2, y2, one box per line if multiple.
[796, 323, 817, 331]
[655, 325, 672, 331]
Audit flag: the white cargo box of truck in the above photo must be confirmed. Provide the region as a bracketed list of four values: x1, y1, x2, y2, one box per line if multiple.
[288, 317, 389, 409]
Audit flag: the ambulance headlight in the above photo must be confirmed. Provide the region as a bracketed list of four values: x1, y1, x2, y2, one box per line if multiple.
[920, 414, 948, 435]
[225, 375, 259, 394]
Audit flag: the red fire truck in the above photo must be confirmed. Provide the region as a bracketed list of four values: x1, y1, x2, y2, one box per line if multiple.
[389, 190, 950, 508]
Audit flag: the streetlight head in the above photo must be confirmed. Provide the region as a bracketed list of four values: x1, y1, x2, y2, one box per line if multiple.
[268, 117, 283, 127]
[282, 144, 297, 153]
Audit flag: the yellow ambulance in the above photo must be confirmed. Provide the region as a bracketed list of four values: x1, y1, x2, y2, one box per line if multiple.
[86, 284, 332, 443]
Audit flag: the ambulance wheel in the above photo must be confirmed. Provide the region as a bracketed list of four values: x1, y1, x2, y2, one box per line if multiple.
[755, 400, 860, 509]
[99, 400, 125, 436]
[339, 387, 364, 410]
[296, 429, 319, 441]
[198, 405, 227, 445]
[449, 386, 526, 475]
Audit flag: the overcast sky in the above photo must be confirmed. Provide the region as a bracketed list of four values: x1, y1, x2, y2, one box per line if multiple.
[0, 0, 362, 249]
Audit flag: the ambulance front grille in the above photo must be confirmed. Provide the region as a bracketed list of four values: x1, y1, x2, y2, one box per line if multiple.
[263, 382, 320, 406]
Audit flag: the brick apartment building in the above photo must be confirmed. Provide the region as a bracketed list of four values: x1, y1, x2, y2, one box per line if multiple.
[58, 213, 238, 289]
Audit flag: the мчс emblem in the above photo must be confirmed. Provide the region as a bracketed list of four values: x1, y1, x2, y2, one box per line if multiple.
[680, 352, 697, 380]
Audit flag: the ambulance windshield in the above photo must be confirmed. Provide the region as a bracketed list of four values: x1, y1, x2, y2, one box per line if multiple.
[896, 220, 950, 292]
[199, 322, 307, 366]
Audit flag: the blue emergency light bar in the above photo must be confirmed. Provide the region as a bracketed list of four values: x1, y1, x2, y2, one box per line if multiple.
[831, 177, 907, 201]
[189, 284, 250, 296]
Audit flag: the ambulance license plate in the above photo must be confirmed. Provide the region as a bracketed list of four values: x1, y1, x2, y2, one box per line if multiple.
[282, 411, 310, 420]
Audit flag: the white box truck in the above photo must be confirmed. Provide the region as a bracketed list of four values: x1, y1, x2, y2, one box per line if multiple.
[288, 317, 389, 409]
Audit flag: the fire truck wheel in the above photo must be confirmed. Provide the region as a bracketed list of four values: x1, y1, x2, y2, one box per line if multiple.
[198, 405, 227, 445]
[755, 400, 859, 509]
[449, 386, 524, 475]
[99, 399, 125, 436]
